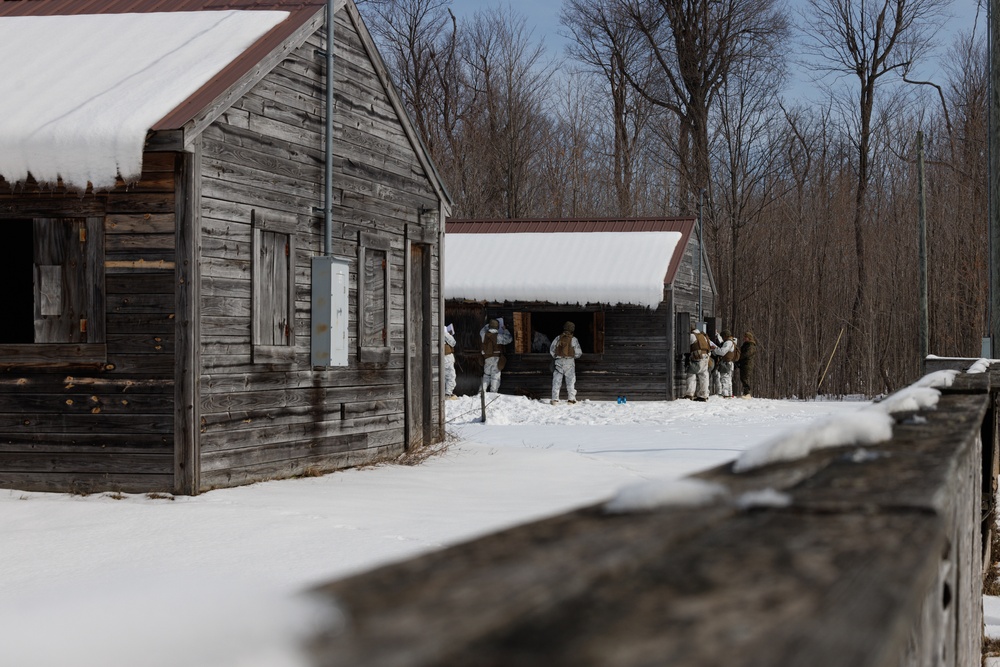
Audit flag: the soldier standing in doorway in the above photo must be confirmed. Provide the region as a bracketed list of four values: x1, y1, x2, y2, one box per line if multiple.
[549, 321, 582, 404]
[685, 322, 711, 401]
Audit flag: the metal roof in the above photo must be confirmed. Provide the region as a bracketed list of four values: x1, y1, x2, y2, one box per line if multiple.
[446, 217, 696, 235]
[0, 0, 328, 130]
[0, 0, 325, 16]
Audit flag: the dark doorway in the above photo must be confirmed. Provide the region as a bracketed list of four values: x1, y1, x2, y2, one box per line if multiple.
[0, 220, 36, 343]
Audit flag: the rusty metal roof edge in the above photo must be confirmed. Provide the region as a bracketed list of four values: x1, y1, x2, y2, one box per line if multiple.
[0, 1, 330, 17]
[151, 5, 323, 132]
[445, 217, 697, 234]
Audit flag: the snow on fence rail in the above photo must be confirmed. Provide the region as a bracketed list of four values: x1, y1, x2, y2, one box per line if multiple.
[307, 360, 999, 667]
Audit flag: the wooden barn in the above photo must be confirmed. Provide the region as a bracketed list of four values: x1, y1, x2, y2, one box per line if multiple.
[444, 218, 717, 401]
[0, 0, 450, 494]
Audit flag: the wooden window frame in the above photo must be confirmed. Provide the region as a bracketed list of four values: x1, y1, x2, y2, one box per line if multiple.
[358, 231, 392, 364]
[0, 216, 106, 367]
[251, 211, 297, 365]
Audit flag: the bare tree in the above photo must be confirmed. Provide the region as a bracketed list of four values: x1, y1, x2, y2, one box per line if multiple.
[803, 0, 948, 391]
[562, 0, 652, 216]
[711, 47, 786, 338]
[464, 7, 553, 218]
[614, 0, 788, 213]
[363, 0, 454, 154]
[538, 75, 608, 217]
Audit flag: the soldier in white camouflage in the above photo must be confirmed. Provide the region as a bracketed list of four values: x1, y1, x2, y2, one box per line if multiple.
[549, 321, 582, 404]
[443, 324, 457, 399]
[685, 323, 710, 401]
[711, 330, 738, 398]
[480, 319, 512, 392]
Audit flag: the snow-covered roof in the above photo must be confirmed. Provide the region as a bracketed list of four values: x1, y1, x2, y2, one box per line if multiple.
[0, 11, 290, 189]
[444, 231, 683, 309]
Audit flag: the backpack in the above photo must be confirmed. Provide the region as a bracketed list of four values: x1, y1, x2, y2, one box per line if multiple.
[555, 332, 575, 358]
[482, 331, 498, 358]
[690, 331, 710, 359]
[724, 341, 740, 363]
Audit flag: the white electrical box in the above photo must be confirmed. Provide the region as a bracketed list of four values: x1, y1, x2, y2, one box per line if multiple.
[311, 256, 349, 367]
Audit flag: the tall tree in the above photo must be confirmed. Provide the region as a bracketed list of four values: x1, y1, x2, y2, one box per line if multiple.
[464, 7, 553, 218]
[711, 45, 786, 337]
[562, 0, 652, 216]
[803, 0, 948, 391]
[363, 0, 453, 154]
[615, 0, 788, 213]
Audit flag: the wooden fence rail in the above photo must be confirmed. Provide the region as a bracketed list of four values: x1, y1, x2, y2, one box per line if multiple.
[308, 362, 1000, 666]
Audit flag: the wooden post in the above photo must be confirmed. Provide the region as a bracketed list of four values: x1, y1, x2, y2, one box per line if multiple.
[817, 327, 845, 394]
[917, 131, 928, 362]
[480, 385, 486, 423]
[174, 141, 202, 495]
[990, 0, 1000, 353]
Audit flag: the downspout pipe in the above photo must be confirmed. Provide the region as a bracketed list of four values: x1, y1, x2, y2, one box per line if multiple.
[697, 188, 704, 323]
[324, 0, 335, 256]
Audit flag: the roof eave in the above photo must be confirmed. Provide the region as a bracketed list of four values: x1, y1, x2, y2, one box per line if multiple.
[149, 4, 331, 144]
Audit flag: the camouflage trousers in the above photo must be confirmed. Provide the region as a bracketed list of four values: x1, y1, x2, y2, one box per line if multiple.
[717, 360, 734, 397]
[444, 353, 456, 396]
[552, 357, 577, 401]
[481, 356, 502, 392]
[685, 357, 710, 399]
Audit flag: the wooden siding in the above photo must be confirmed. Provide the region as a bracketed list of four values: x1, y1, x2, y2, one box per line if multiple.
[671, 230, 715, 320]
[0, 153, 179, 493]
[195, 9, 442, 490]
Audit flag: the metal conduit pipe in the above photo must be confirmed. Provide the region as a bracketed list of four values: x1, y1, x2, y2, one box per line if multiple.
[324, 0, 335, 256]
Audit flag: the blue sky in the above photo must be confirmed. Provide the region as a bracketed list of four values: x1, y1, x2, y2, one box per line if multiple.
[444, 0, 983, 100]
[447, 0, 568, 53]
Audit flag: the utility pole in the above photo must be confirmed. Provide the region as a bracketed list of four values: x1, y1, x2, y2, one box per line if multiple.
[917, 132, 928, 361]
[991, 0, 1000, 355]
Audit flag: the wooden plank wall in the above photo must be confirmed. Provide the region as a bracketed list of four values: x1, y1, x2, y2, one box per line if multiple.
[447, 300, 672, 401]
[196, 10, 442, 490]
[672, 231, 715, 320]
[308, 374, 992, 666]
[0, 154, 179, 493]
[673, 233, 716, 398]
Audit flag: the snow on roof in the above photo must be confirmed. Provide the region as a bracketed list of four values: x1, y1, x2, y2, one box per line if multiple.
[0, 10, 289, 190]
[444, 231, 682, 308]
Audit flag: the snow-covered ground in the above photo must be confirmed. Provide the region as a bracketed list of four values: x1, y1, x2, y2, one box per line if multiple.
[0, 392, 989, 666]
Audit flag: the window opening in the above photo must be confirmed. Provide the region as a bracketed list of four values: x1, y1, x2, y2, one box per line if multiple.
[512, 310, 604, 354]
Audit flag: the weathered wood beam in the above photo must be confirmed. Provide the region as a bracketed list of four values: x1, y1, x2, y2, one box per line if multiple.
[309, 391, 989, 667]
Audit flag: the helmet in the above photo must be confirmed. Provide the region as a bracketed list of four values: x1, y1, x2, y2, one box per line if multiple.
[488, 319, 499, 329]
[564, 321, 575, 333]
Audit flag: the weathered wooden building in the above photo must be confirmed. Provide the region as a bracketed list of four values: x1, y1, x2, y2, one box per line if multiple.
[0, 0, 450, 494]
[444, 219, 717, 401]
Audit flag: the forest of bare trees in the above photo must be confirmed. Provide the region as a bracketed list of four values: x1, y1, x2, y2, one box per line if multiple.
[359, 0, 987, 399]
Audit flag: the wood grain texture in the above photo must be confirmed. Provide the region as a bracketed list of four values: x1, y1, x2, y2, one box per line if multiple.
[310, 390, 991, 667]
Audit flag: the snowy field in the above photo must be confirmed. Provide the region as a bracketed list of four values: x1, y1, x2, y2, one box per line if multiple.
[1, 392, 992, 666]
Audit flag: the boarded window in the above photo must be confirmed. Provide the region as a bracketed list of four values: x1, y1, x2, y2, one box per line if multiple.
[511, 309, 604, 354]
[0, 217, 106, 364]
[358, 232, 391, 364]
[252, 211, 296, 364]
